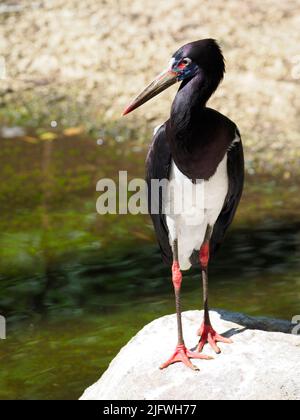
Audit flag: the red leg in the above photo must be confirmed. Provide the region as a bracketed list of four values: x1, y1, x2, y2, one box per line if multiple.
[200, 241, 210, 270]
[196, 228, 233, 354]
[160, 241, 213, 371]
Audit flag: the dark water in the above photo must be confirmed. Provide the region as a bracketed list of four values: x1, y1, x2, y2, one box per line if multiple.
[0, 132, 299, 400]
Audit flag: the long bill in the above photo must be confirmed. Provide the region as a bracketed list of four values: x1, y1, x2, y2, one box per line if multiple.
[122, 68, 178, 115]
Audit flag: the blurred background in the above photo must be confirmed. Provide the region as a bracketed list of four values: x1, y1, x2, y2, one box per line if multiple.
[0, 0, 299, 400]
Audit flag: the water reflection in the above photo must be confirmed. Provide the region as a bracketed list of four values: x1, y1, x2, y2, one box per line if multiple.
[0, 132, 299, 399]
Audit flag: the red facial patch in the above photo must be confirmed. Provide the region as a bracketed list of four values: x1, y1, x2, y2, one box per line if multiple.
[177, 62, 186, 69]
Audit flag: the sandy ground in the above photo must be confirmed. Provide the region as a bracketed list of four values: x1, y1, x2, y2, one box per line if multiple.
[0, 0, 300, 173]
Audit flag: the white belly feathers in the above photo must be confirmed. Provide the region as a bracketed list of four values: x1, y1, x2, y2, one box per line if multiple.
[164, 155, 228, 270]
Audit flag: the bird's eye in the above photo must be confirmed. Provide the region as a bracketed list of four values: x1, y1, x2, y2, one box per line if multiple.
[182, 58, 191, 66]
[177, 58, 191, 69]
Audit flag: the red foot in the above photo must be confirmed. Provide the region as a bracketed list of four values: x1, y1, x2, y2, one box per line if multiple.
[197, 323, 233, 354]
[160, 344, 213, 371]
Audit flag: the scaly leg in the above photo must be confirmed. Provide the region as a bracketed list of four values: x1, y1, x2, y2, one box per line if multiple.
[196, 226, 233, 354]
[160, 240, 212, 370]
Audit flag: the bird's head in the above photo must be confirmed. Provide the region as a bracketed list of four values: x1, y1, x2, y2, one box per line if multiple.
[123, 39, 225, 115]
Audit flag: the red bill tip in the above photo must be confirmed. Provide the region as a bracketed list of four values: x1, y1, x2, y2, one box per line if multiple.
[122, 104, 134, 116]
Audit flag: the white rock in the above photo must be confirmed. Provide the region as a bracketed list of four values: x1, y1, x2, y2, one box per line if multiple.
[80, 310, 300, 401]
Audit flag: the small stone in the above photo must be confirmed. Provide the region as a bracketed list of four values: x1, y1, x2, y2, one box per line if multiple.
[1, 126, 26, 138]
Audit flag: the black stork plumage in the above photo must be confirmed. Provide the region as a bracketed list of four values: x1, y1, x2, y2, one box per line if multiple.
[123, 39, 244, 370]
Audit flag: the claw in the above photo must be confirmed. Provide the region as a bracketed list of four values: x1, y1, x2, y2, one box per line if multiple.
[160, 344, 213, 370]
[197, 323, 233, 354]
[207, 332, 221, 353]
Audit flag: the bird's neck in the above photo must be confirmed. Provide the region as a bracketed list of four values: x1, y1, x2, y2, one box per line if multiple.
[170, 72, 215, 138]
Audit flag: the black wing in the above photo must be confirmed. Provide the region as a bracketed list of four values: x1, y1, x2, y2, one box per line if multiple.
[145, 122, 173, 266]
[210, 132, 244, 256]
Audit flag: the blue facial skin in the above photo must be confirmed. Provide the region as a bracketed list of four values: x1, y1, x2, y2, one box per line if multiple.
[172, 60, 199, 81]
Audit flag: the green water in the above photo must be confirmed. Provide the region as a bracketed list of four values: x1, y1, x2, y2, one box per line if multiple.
[0, 131, 299, 399]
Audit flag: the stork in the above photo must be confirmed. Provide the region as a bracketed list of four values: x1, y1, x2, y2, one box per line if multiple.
[123, 39, 244, 370]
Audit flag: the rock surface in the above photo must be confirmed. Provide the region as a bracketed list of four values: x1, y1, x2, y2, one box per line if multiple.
[80, 310, 300, 400]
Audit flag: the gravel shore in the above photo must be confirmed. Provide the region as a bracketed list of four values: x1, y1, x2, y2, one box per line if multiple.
[0, 0, 299, 174]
